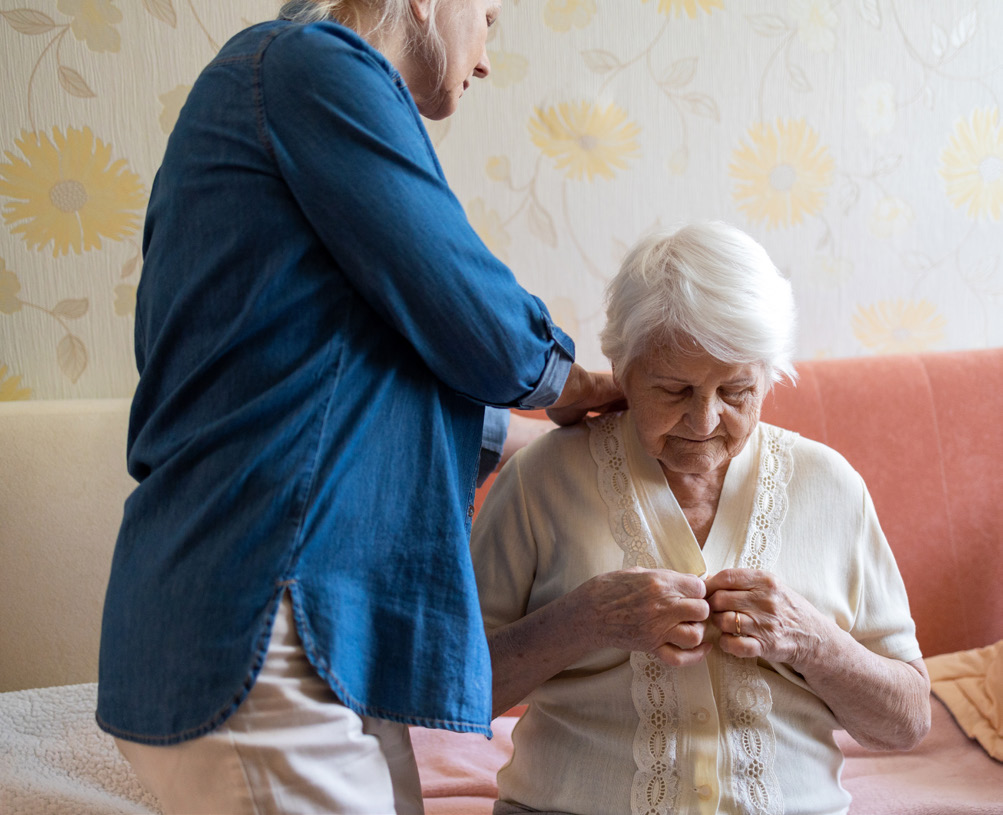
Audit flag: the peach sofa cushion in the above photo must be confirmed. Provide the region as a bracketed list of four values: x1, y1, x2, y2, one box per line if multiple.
[761, 349, 1003, 657]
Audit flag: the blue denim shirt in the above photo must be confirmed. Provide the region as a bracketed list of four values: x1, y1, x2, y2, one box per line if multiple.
[96, 19, 573, 744]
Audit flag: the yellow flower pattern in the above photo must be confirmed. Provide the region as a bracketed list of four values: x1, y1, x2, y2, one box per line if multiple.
[0, 1, 997, 397]
[530, 102, 641, 181]
[544, 0, 597, 32]
[0, 127, 145, 257]
[642, 0, 723, 18]
[728, 118, 834, 229]
[939, 107, 1003, 221]
[852, 300, 947, 354]
[487, 51, 529, 89]
[0, 364, 32, 401]
[58, 0, 123, 53]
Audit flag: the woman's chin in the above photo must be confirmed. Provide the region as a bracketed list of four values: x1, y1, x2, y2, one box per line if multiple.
[658, 446, 729, 476]
[417, 94, 460, 121]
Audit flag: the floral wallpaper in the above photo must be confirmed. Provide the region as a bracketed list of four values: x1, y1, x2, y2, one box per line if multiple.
[1, 0, 1001, 401]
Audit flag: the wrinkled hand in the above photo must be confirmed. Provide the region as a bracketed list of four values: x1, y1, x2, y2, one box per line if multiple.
[546, 364, 627, 426]
[574, 567, 712, 667]
[705, 568, 826, 667]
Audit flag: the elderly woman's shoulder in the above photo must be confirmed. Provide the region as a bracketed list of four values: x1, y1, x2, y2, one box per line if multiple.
[510, 419, 595, 470]
[778, 425, 865, 487]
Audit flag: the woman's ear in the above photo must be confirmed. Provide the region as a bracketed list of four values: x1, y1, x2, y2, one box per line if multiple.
[409, 0, 431, 23]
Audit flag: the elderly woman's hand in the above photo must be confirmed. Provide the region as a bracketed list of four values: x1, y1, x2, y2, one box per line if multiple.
[704, 568, 826, 666]
[575, 567, 713, 666]
[704, 567, 932, 751]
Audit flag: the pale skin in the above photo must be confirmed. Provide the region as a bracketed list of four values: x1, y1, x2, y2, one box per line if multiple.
[372, 0, 502, 121]
[487, 342, 931, 751]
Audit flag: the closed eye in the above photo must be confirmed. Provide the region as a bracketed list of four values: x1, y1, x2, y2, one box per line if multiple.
[721, 388, 753, 402]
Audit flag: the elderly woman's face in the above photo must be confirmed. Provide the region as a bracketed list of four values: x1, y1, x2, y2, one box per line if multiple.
[411, 0, 500, 120]
[621, 344, 767, 477]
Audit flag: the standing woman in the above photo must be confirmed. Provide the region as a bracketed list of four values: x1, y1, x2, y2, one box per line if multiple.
[96, 1, 618, 813]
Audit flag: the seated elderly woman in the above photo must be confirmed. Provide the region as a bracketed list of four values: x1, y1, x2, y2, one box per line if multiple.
[470, 222, 931, 815]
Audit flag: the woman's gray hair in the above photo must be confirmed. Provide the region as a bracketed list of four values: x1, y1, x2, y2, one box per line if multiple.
[278, 0, 446, 84]
[600, 222, 798, 386]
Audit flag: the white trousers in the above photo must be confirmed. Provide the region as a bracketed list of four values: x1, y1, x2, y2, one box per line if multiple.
[116, 593, 425, 815]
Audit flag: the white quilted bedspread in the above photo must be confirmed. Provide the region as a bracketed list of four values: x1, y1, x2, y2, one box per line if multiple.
[0, 683, 161, 815]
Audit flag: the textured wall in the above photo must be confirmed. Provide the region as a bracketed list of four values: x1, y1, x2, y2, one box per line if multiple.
[1, 0, 1001, 401]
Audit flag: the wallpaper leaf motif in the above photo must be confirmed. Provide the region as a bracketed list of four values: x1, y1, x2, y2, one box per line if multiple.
[52, 298, 88, 319]
[659, 57, 698, 89]
[528, 198, 558, 248]
[57, 333, 87, 383]
[0, 257, 91, 383]
[143, 0, 178, 28]
[1, 9, 57, 35]
[57, 65, 96, 98]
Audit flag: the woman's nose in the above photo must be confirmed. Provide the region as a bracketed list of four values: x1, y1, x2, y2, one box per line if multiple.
[474, 49, 491, 79]
[687, 397, 721, 435]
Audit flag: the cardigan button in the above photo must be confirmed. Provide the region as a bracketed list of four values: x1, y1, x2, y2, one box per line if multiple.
[696, 784, 713, 801]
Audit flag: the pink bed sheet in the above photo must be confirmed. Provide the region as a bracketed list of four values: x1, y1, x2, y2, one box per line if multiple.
[411, 698, 1003, 814]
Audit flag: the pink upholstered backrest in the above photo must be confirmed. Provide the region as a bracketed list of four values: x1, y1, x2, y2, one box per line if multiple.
[761, 348, 1003, 657]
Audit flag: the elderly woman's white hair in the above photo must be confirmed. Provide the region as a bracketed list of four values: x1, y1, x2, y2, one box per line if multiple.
[279, 0, 446, 82]
[600, 221, 798, 387]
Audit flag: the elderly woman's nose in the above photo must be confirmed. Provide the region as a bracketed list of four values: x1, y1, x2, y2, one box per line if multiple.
[687, 396, 721, 433]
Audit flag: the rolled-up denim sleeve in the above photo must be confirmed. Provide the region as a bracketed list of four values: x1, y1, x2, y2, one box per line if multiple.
[517, 329, 574, 409]
[476, 336, 571, 483]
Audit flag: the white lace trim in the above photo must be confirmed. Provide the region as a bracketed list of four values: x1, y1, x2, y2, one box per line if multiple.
[589, 414, 678, 814]
[720, 424, 795, 815]
[588, 415, 796, 815]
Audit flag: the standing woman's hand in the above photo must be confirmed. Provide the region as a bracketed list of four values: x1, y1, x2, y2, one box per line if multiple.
[546, 364, 626, 426]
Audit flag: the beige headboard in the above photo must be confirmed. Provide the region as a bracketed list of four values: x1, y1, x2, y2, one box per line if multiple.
[0, 399, 135, 692]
